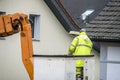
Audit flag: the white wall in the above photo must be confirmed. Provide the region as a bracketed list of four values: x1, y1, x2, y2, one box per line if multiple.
[0, 33, 29, 80]
[92, 50, 100, 80]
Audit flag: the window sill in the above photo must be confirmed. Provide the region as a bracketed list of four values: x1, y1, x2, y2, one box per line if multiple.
[32, 38, 40, 41]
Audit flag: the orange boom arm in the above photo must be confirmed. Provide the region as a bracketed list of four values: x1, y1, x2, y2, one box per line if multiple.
[0, 13, 34, 80]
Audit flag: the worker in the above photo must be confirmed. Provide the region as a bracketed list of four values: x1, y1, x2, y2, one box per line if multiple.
[68, 28, 93, 80]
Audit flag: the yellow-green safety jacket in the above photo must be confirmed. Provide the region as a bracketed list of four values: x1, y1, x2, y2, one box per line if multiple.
[68, 32, 93, 74]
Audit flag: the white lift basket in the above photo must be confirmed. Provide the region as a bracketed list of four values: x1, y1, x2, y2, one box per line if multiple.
[34, 55, 95, 80]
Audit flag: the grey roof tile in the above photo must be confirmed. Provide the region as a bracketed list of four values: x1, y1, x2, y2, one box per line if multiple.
[86, 0, 120, 41]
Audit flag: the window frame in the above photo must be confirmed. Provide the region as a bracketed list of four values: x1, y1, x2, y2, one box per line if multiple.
[0, 11, 6, 40]
[29, 14, 40, 41]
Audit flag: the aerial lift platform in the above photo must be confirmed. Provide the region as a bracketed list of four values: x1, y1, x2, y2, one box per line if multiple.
[33, 55, 95, 80]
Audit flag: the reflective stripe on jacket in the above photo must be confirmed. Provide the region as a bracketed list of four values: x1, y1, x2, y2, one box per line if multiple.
[68, 32, 93, 67]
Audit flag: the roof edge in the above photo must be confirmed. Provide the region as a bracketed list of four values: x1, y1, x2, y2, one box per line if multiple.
[44, 0, 77, 32]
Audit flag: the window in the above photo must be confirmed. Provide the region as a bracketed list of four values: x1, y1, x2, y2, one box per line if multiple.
[0, 11, 6, 15]
[29, 14, 40, 41]
[0, 11, 6, 40]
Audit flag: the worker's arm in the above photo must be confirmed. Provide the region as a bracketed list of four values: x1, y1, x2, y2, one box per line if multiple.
[68, 37, 79, 55]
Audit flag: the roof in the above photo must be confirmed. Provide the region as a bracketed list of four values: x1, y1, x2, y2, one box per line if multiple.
[44, 0, 115, 42]
[86, 0, 120, 42]
[44, 0, 120, 51]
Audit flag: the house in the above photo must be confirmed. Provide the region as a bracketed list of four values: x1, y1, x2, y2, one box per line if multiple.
[44, 0, 120, 80]
[0, 0, 113, 80]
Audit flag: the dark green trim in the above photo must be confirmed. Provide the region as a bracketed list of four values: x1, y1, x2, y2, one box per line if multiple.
[33, 54, 94, 58]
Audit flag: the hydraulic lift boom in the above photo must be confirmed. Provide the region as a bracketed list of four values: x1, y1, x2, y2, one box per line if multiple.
[0, 13, 34, 80]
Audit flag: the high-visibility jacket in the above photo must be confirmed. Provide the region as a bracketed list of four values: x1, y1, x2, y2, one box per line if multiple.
[68, 31, 93, 68]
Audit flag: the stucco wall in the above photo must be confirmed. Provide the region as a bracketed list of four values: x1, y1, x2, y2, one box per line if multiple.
[0, 0, 99, 80]
[0, 33, 29, 80]
[91, 49, 100, 80]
